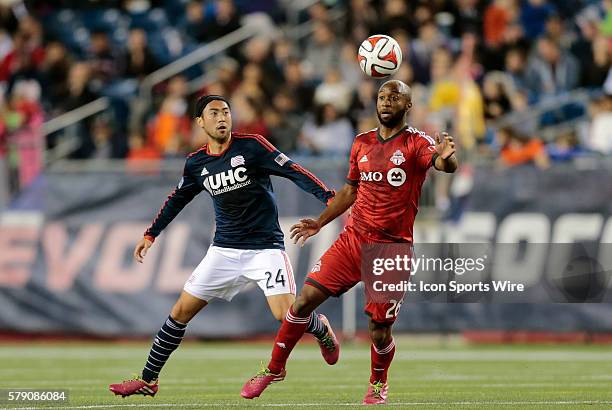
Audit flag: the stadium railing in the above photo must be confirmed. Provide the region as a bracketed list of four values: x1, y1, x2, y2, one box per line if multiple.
[283, 0, 321, 27]
[491, 88, 600, 141]
[138, 24, 259, 101]
[41, 25, 259, 166]
[185, 7, 346, 95]
[40, 7, 346, 164]
[42, 98, 111, 165]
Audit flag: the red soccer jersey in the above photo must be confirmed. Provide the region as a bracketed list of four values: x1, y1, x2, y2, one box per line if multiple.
[345, 126, 437, 243]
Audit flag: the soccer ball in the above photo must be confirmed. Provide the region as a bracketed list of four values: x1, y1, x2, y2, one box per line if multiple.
[357, 35, 402, 78]
[358, 35, 402, 78]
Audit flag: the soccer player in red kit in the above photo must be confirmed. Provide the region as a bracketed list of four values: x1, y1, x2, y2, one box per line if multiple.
[241, 80, 458, 404]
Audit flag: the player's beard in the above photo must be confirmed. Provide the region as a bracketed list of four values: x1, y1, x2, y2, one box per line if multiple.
[377, 109, 406, 128]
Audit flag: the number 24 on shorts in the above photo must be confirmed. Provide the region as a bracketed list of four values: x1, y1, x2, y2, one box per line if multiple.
[265, 269, 286, 289]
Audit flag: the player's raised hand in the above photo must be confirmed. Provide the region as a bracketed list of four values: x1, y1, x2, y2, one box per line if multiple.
[290, 218, 321, 247]
[134, 237, 153, 263]
[435, 132, 456, 159]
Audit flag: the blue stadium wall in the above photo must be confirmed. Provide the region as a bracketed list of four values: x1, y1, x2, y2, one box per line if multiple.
[0, 160, 611, 336]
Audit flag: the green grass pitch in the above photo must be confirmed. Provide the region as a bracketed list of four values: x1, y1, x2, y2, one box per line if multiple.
[1, 338, 612, 409]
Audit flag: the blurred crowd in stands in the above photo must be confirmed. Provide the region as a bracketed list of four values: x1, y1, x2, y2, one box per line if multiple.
[1, 0, 612, 206]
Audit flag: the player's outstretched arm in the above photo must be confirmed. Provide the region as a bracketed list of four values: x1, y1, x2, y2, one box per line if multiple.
[433, 132, 458, 173]
[139, 158, 203, 260]
[290, 183, 357, 246]
[254, 138, 335, 204]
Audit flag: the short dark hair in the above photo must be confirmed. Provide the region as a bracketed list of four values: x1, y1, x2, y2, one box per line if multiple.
[538, 34, 559, 48]
[193, 95, 230, 118]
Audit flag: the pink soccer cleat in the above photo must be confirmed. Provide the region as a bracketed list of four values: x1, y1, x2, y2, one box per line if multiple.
[241, 367, 286, 399]
[109, 376, 158, 397]
[316, 314, 340, 365]
[362, 381, 388, 405]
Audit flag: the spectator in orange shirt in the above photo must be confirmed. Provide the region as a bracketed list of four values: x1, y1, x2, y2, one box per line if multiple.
[149, 76, 191, 157]
[484, 0, 517, 47]
[128, 132, 161, 161]
[498, 126, 549, 169]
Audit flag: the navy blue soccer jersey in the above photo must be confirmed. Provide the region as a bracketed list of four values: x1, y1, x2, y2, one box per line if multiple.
[144, 133, 335, 250]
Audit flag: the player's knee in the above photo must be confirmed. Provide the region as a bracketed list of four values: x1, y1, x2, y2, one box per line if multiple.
[369, 325, 392, 349]
[291, 284, 327, 318]
[291, 295, 314, 318]
[170, 302, 198, 324]
[170, 308, 190, 324]
[268, 294, 294, 322]
[272, 306, 287, 322]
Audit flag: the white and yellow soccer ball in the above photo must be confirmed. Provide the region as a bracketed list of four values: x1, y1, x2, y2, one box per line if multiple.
[357, 34, 402, 78]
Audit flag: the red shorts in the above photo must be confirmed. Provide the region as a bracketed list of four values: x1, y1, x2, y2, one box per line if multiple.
[305, 227, 406, 324]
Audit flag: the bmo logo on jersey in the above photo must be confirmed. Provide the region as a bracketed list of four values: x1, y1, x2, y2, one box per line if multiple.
[203, 167, 252, 195]
[361, 168, 407, 186]
[387, 168, 406, 186]
[360, 171, 383, 182]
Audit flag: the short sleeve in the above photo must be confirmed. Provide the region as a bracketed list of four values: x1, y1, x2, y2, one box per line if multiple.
[346, 139, 360, 185]
[416, 134, 437, 171]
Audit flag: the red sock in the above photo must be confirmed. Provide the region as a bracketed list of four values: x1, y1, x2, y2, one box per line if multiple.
[370, 338, 395, 383]
[267, 306, 309, 374]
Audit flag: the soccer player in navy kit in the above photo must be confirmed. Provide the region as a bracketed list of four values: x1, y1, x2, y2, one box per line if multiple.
[109, 95, 340, 398]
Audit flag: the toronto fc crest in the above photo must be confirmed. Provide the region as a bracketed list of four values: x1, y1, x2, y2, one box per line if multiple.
[390, 150, 405, 166]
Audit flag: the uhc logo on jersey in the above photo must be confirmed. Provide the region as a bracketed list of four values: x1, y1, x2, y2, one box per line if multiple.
[203, 167, 251, 195]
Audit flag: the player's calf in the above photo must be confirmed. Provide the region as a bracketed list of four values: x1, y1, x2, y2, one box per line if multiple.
[291, 285, 328, 317]
[108, 314, 188, 397]
[268, 292, 338, 364]
[366, 319, 395, 404]
[292, 286, 339, 364]
[141, 316, 188, 382]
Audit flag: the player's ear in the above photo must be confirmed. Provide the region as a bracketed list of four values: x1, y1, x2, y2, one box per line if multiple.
[195, 116, 204, 127]
[407, 101, 413, 109]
